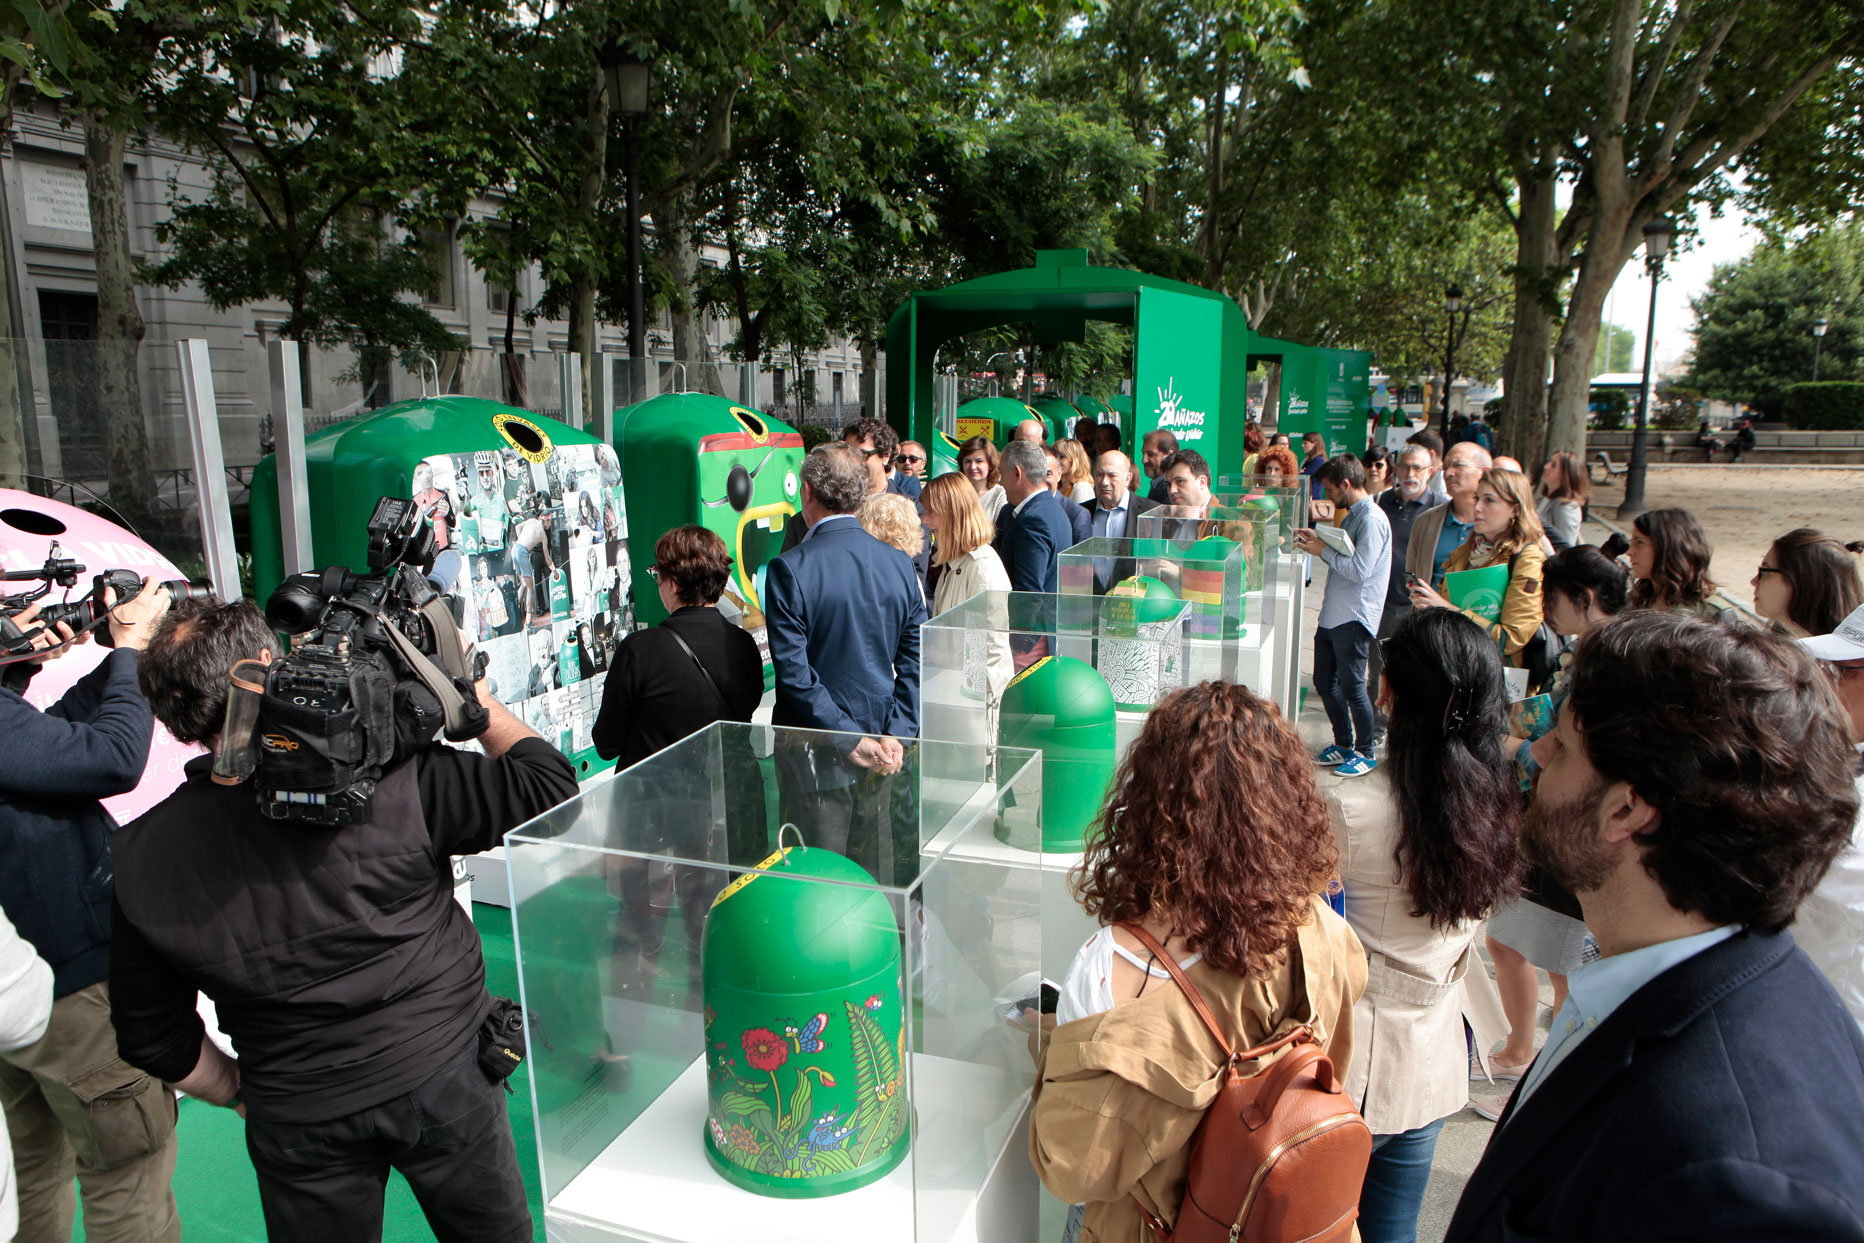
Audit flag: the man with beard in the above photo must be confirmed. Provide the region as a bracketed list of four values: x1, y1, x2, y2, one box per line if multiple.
[1444, 611, 1864, 1243]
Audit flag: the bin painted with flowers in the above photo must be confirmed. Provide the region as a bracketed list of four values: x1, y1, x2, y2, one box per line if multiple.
[699, 840, 909, 1198]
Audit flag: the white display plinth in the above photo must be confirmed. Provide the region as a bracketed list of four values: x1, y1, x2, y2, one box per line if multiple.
[545, 1054, 1034, 1243]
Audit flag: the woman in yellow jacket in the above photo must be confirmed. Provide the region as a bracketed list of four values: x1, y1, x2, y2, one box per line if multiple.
[1407, 467, 1547, 672]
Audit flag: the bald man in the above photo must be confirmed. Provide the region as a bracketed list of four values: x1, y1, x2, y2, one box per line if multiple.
[1012, 418, 1048, 445]
[1089, 451, 1159, 591]
[1404, 440, 1492, 591]
[1492, 455, 1523, 474]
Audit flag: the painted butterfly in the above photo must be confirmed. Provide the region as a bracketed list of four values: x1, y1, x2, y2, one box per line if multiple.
[786, 1012, 829, 1054]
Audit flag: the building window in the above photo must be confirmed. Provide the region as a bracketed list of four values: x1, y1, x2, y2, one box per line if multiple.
[423, 223, 457, 309]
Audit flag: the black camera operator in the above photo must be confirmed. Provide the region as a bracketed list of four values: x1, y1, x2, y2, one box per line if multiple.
[107, 594, 577, 1243]
[0, 578, 181, 1243]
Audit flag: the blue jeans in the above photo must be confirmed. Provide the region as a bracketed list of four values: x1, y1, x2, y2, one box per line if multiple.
[1314, 621, 1374, 754]
[1358, 1117, 1445, 1243]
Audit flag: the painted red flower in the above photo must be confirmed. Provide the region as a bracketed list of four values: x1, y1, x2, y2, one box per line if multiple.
[742, 1027, 788, 1072]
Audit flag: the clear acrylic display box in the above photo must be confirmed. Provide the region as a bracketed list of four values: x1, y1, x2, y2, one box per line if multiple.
[507, 722, 1045, 1243]
[1055, 535, 1279, 697]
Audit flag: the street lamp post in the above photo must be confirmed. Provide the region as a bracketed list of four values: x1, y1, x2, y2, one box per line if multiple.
[1813, 316, 1830, 382]
[615, 58, 652, 404]
[1617, 216, 1674, 520]
[1439, 285, 1463, 435]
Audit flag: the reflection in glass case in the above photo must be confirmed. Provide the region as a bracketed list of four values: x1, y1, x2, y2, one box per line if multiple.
[508, 723, 1044, 1242]
[923, 591, 1208, 855]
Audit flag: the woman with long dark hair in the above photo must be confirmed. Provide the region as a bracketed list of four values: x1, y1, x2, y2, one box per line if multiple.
[1321, 610, 1518, 1243]
[1033, 682, 1366, 1243]
[1751, 527, 1864, 637]
[1627, 507, 1731, 619]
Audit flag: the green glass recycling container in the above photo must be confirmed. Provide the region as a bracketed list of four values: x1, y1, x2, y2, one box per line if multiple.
[700, 843, 909, 1198]
[997, 654, 1117, 852]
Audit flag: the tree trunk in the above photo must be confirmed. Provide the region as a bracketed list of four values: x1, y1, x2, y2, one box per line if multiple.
[83, 114, 155, 520]
[1546, 192, 1643, 458]
[567, 271, 595, 422]
[859, 337, 879, 420]
[1260, 364, 1281, 433]
[1499, 172, 1560, 469]
[652, 192, 724, 397]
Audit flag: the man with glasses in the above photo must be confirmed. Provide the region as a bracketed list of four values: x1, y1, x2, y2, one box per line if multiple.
[896, 441, 927, 481]
[1794, 602, 1864, 1032]
[1404, 441, 1491, 592]
[1367, 445, 1448, 744]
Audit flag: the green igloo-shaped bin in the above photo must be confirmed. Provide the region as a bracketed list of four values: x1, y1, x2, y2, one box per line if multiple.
[997, 654, 1117, 852]
[701, 841, 909, 1197]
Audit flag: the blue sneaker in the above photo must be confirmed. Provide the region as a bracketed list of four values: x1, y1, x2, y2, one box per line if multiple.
[1337, 752, 1378, 778]
[1313, 744, 1354, 767]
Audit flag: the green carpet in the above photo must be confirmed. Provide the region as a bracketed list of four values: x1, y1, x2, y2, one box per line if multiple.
[77, 902, 547, 1243]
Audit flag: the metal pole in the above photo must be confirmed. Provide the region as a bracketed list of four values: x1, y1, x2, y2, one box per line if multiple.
[1440, 314, 1454, 435]
[1812, 335, 1824, 383]
[176, 339, 242, 599]
[625, 117, 646, 406]
[267, 340, 312, 576]
[1617, 257, 1664, 519]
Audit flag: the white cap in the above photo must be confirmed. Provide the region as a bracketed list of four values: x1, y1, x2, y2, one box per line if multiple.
[1799, 602, 1864, 663]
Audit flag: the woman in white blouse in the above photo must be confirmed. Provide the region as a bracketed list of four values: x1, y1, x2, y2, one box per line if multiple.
[925, 472, 1013, 737]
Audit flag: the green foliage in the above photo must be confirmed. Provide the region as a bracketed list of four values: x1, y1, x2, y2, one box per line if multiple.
[1651, 384, 1702, 431]
[1594, 324, 1634, 375]
[1784, 382, 1864, 430]
[136, 1, 474, 358]
[1588, 389, 1630, 431]
[1684, 221, 1862, 421]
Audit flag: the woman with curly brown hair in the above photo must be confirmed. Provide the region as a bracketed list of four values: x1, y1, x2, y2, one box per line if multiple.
[1031, 681, 1367, 1243]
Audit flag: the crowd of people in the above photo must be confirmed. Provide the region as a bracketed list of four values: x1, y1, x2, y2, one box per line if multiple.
[3, 405, 1862, 1243]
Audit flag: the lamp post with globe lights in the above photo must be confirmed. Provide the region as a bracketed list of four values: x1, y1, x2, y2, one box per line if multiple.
[1813, 316, 1829, 382]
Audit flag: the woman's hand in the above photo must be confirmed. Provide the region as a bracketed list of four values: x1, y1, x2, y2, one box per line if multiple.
[1409, 580, 1450, 610]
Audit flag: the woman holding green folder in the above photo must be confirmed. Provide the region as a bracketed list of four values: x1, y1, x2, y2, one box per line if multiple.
[1408, 469, 1548, 682]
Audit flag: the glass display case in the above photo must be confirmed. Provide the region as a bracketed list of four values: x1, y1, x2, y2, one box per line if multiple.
[508, 722, 1044, 1243]
[1055, 535, 1281, 699]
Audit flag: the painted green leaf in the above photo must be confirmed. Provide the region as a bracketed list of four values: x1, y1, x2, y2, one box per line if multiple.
[785, 1072, 813, 1140]
[719, 1089, 767, 1119]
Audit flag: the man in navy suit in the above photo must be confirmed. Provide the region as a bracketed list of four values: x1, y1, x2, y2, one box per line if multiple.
[1445, 612, 1864, 1243]
[764, 442, 925, 880]
[1087, 450, 1160, 592]
[993, 440, 1075, 594]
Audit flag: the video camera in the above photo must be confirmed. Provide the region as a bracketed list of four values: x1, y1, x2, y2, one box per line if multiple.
[0, 546, 209, 661]
[232, 496, 489, 826]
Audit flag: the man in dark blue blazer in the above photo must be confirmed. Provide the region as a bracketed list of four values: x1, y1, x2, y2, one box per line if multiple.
[1446, 612, 1864, 1243]
[992, 439, 1076, 594]
[764, 442, 925, 879]
[1040, 443, 1093, 546]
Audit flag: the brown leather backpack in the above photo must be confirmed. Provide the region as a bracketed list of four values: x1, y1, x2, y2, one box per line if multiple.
[1120, 923, 1372, 1243]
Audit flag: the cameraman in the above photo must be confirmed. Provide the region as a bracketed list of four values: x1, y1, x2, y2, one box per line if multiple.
[108, 597, 577, 1243]
[0, 580, 180, 1243]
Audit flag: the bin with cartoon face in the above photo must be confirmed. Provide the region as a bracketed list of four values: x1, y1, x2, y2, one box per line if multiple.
[615, 394, 804, 686]
[249, 395, 633, 780]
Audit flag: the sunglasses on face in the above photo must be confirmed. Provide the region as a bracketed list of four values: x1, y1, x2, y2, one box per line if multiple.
[1755, 565, 1785, 577]
[898, 454, 924, 463]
